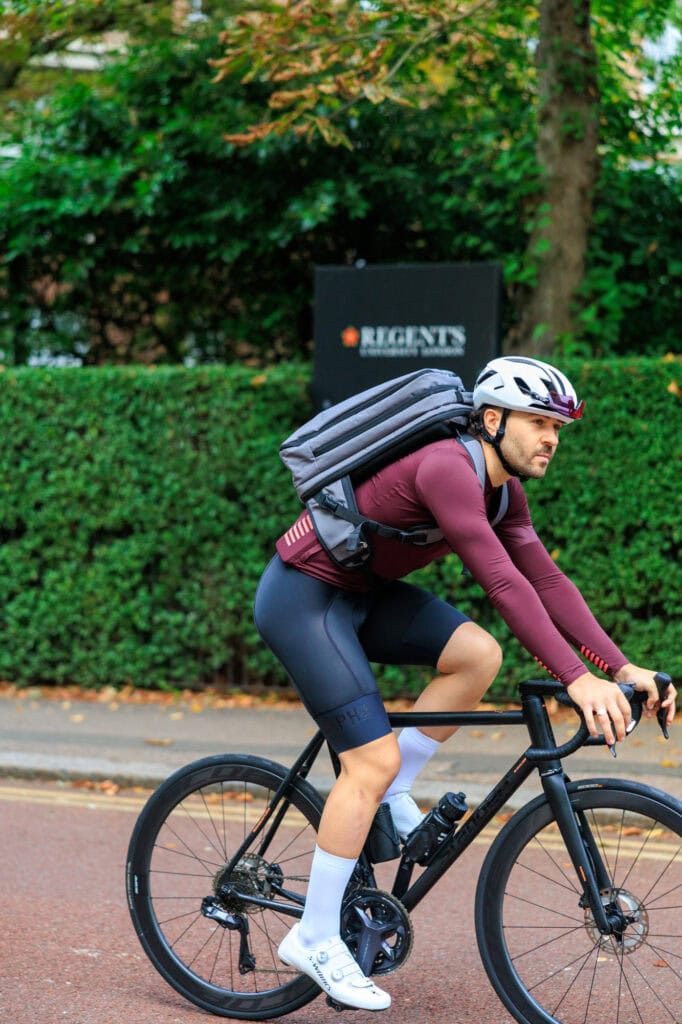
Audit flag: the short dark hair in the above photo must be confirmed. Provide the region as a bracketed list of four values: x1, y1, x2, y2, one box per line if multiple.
[467, 407, 490, 437]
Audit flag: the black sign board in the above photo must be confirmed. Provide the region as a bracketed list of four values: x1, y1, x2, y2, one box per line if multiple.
[312, 262, 502, 408]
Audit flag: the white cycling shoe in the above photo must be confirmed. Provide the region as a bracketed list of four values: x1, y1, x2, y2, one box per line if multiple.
[386, 792, 424, 839]
[278, 924, 391, 1011]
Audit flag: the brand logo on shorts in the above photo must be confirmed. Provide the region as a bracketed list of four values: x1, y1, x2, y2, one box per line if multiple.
[332, 702, 370, 733]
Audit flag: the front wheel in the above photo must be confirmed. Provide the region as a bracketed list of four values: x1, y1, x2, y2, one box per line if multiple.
[475, 779, 682, 1024]
[126, 754, 324, 1020]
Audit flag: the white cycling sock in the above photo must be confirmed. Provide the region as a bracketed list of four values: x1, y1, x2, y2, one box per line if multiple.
[382, 727, 441, 801]
[298, 845, 357, 948]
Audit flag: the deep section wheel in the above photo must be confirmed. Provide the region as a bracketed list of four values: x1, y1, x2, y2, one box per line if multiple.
[475, 780, 682, 1024]
[126, 754, 324, 1020]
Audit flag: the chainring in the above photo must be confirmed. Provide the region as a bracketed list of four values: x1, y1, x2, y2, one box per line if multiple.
[340, 887, 413, 976]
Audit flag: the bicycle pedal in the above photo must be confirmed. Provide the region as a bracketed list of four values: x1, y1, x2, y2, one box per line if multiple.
[325, 995, 358, 1012]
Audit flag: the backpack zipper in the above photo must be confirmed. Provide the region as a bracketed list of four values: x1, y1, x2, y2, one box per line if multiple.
[313, 383, 463, 457]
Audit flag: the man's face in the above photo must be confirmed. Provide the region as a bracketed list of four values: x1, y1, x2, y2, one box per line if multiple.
[496, 410, 563, 479]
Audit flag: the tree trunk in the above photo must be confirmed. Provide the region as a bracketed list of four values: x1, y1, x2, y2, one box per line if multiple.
[506, 0, 600, 356]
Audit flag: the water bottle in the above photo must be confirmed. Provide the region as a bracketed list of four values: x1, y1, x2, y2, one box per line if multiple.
[404, 791, 468, 866]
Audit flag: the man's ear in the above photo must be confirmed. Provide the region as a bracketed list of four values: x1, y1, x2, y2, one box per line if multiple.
[483, 407, 503, 439]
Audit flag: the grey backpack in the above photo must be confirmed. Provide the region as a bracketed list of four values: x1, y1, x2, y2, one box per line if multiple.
[279, 367, 508, 569]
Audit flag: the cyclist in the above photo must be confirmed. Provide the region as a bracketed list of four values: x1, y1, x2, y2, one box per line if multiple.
[254, 355, 676, 1012]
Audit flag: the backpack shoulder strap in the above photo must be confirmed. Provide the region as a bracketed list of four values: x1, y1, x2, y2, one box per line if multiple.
[457, 434, 509, 527]
[313, 479, 443, 551]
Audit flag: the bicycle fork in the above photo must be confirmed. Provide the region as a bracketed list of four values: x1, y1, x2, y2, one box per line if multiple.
[523, 691, 618, 939]
[539, 769, 619, 937]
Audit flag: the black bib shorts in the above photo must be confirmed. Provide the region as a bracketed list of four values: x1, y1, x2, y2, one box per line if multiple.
[254, 555, 470, 753]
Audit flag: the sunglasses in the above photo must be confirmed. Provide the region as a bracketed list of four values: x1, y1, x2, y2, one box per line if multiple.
[521, 385, 586, 420]
[547, 391, 586, 420]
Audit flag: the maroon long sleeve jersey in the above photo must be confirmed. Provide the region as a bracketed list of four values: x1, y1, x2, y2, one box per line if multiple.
[276, 437, 627, 686]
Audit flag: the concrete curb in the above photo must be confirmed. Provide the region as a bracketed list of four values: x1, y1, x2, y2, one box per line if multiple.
[0, 750, 513, 813]
[1, 694, 679, 815]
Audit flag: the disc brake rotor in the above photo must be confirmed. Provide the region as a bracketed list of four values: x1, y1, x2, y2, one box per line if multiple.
[584, 888, 649, 953]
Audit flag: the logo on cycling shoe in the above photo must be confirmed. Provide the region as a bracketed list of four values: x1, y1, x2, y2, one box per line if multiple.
[310, 959, 331, 991]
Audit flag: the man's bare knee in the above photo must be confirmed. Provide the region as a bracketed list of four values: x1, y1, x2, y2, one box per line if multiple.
[474, 630, 503, 680]
[339, 733, 400, 798]
[438, 623, 502, 682]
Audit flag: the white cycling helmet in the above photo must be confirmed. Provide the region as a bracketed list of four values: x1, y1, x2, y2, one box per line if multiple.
[473, 356, 585, 424]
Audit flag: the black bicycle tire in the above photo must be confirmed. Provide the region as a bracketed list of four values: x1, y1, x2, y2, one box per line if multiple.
[126, 753, 325, 1020]
[475, 779, 682, 1024]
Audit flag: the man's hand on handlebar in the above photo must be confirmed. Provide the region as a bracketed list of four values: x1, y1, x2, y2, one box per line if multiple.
[567, 667, 676, 748]
[613, 663, 677, 730]
[566, 673, 632, 745]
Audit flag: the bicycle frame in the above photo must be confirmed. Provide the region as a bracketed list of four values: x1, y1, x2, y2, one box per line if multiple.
[387, 687, 614, 935]
[219, 679, 625, 937]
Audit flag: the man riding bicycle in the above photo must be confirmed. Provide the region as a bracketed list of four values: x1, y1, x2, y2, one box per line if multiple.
[254, 355, 676, 1012]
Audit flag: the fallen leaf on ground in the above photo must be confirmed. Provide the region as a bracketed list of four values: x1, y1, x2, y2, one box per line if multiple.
[71, 779, 120, 794]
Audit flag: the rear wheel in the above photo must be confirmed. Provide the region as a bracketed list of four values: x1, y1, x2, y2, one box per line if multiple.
[476, 781, 682, 1024]
[126, 754, 324, 1020]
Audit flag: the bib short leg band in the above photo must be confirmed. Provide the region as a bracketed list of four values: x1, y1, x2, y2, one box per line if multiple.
[254, 555, 470, 753]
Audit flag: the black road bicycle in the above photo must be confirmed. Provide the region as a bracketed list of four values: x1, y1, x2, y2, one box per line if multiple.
[126, 673, 681, 1024]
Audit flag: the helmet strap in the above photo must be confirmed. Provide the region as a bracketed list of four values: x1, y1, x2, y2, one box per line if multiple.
[481, 409, 528, 481]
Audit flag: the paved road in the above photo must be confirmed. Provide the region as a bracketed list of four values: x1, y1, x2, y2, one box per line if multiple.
[1, 692, 681, 1024]
[0, 778, 511, 1024]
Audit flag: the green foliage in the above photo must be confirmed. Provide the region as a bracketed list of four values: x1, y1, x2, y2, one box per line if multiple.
[1, 35, 306, 364]
[0, 363, 309, 688]
[0, 5, 680, 365]
[573, 164, 682, 357]
[522, 358, 681, 668]
[571, 1, 682, 356]
[0, 32, 537, 364]
[0, 359, 679, 697]
[0, 0, 174, 98]
[215, 0, 527, 149]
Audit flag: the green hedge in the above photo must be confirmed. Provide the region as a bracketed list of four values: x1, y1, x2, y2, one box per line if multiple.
[0, 358, 680, 698]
